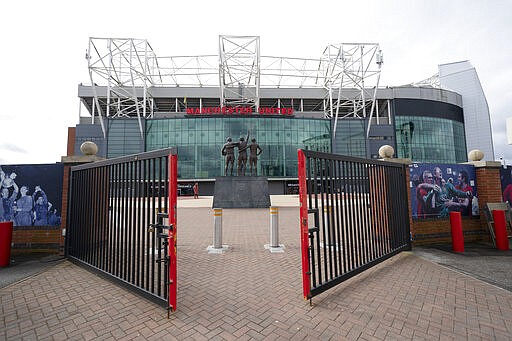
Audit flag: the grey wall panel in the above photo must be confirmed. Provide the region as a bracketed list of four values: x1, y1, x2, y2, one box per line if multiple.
[74, 124, 107, 157]
[107, 119, 145, 158]
[368, 124, 394, 137]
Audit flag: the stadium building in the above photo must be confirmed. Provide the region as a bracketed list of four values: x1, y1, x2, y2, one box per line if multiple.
[72, 36, 493, 194]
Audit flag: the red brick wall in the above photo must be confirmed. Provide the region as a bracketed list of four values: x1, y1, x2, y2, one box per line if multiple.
[67, 127, 76, 156]
[475, 167, 502, 209]
[12, 228, 61, 255]
[412, 218, 484, 246]
[475, 167, 502, 240]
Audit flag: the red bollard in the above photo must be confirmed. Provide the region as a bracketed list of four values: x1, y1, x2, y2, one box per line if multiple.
[449, 212, 464, 252]
[0, 221, 14, 267]
[492, 210, 509, 251]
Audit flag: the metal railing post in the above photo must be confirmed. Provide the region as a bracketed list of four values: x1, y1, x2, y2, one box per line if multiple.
[270, 206, 279, 247]
[265, 206, 284, 253]
[207, 208, 229, 253]
[214, 208, 222, 248]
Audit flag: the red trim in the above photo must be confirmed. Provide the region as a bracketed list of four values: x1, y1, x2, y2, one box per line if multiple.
[168, 154, 178, 311]
[297, 149, 310, 300]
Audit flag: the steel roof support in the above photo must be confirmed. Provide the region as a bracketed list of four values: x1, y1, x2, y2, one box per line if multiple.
[320, 43, 383, 138]
[219, 35, 260, 110]
[87, 37, 159, 137]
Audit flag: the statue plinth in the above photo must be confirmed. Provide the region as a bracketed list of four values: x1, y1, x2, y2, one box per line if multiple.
[213, 177, 270, 208]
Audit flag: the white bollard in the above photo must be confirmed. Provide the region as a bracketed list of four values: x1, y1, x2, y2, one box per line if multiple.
[270, 206, 279, 247]
[207, 208, 229, 254]
[264, 206, 284, 253]
[213, 208, 223, 248]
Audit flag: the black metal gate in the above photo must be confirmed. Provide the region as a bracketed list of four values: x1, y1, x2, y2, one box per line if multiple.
[66, 148, 178, 312]
[298, 150, 411, 300]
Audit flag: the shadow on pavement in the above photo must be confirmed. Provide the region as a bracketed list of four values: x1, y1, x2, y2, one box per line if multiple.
[0, 253, 65, 289]
[413, 242, 512, 292]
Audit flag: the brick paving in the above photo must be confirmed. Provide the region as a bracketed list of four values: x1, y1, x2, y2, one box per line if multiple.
[2, 204, 512, 340]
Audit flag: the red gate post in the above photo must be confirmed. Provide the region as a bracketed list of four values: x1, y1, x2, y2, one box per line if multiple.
[449, 212, 464, 253]
[0, 221, 13, 267]
[168, 153, 178, 314]
[492, 210, 509, 251]
[297, 149, 311, 300]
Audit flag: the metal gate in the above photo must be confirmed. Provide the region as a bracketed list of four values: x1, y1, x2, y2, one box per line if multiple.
[298, 150, 410, 301]
[66, 148, 178, 314]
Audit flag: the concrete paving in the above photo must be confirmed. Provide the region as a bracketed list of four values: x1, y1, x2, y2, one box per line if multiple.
[1, 195, 512, 340]
[0, 254, 64, 290]
[414, 244, 512, 293]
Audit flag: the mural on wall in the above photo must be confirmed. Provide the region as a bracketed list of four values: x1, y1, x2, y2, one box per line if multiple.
[409, 163, 478, 219]
[0, 164, 63, 226]
[500, 166, 512, 204]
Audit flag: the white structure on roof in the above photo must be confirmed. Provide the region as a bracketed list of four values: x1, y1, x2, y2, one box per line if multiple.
[438, 61, 494, 160]
[85, 36, 383, 139]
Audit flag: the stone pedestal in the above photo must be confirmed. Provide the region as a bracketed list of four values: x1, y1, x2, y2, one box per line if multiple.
[213, 177, 270, 208]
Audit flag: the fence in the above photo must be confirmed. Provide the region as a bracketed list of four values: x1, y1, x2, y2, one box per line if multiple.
[66, 148, 177, 313]
[298, 150, 411, 300]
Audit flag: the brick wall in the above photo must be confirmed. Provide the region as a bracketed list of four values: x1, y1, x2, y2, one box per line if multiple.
[475, 166, 502, 239]
[412, 218, 485, 246]
[67, 127, 76, 156]
[12, 227, 61, 255]
[475, 167, 502, 209]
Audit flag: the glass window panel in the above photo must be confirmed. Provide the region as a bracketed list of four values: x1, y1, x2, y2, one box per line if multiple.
[145, 117, 329, 179]
[395, 115, 467, 163]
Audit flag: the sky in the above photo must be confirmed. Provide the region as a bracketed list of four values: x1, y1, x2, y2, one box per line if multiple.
[1, 0, 511, 164]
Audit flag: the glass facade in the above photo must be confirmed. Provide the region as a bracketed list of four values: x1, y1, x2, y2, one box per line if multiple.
[395, 116, 467, 163]
[146, 117, 330, 179]
[333, 120, 367, 158]
[107, 120, 144, 158]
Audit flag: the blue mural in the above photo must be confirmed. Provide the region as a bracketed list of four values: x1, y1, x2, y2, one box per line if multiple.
[409, 163, 478, 219]
[0, 164, 63, 226]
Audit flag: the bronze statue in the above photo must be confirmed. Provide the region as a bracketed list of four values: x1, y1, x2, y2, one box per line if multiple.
[221, 137, 236, 176]
[237, 131, 250, 176]
[249, 138, 262, 176]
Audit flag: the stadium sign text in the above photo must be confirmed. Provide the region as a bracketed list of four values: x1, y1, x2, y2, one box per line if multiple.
[186, 107, 294, 116]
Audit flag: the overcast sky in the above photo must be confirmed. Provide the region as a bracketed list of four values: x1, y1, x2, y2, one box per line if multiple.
[1, 0, 511, 164]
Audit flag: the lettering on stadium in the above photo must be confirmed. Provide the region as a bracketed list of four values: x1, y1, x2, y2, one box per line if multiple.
[186, 107, 294, 116]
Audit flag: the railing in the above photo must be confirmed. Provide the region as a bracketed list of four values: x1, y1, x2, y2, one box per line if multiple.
[66, 148, 177, 313]
[298, 150, 411, 301]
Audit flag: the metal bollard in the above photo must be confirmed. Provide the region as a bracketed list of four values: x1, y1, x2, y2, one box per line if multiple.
[265, 206, 284, 253]
[207, 208, 229, 253]
[492, 210, 509, 251]
[270, 206, 279, 247]
[449, 211, 464, 252]
[213, 208, 223, 249]
[0, 221, 13, 267]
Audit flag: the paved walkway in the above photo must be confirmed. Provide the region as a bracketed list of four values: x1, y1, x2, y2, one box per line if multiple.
[2, 196, 512, 340]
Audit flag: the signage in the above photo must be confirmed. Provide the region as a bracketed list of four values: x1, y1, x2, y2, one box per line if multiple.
[186, 107, 294, 116]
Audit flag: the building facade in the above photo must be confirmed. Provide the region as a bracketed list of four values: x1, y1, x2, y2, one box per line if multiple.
[71, 37, 488, 194]
[439, 61, 494, 161]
